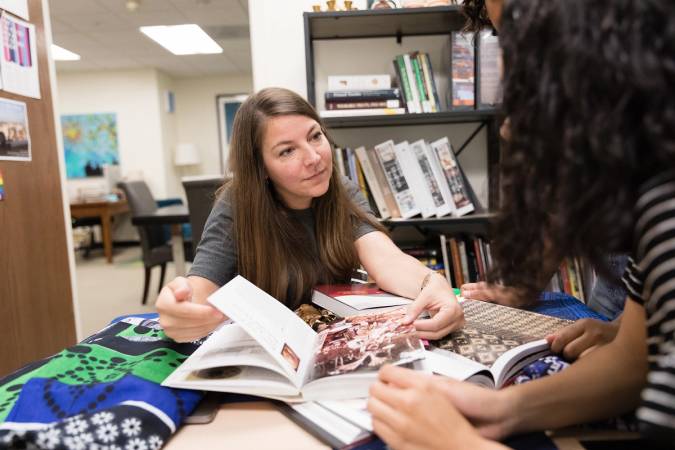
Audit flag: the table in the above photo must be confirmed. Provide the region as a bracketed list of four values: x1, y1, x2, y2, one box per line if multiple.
[164, 402, 641, 450]
[131, 205, 190, 276]
[70, 199, 129, 263]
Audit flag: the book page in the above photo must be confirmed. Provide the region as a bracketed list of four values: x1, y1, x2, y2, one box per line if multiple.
[182, 323, 285, 376]
[305, 309, 424, 384]
[422, 349, 494, 387]
[208, 276, 317, 386]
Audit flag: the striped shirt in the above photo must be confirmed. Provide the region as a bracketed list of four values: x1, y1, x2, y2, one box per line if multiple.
[622, 170, 675, 443]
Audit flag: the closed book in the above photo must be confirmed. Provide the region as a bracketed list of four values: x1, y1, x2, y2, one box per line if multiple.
[374, 140, 421, 219]
[327, 74, 391, 91]
[410, 53, 431, 113]
[439, 234, 452, 284]
[393, 140, 436, 218]
[420, 52, 441, 112]
[366, 147, 400, 218]
[449, 237, 464, 287]
[393, 57, 416, 114]
[326, 99, 401, 110]
[355, 146, 391, 219]
[458, 240, 470, 284]
[402, 53, 422, 114]
[430, 137, 475, 216]
[473, 238, 486, 281]
[449, 32, 476, 109]
[319, 108, 406, 118]
[312, 283, 412, 318]
[325, 88, 401, 101]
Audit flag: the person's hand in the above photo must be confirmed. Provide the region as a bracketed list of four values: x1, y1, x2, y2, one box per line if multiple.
[461, 281, 533, 307]
[546, 318, 619, 360]
[156, 277, 226, 342]
[404, 273, 464, 340]
[368, 365, 509, 450]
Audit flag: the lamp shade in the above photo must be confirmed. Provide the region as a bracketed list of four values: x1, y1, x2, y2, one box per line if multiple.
[174, 143, 200, 166]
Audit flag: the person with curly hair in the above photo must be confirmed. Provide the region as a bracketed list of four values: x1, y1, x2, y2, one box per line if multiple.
[460, 0, 627, 360]
[368, 0, 675, 448]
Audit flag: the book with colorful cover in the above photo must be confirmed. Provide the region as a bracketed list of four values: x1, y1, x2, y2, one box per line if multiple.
[163, 276, 424, 402]
[426, 299, 572, 388]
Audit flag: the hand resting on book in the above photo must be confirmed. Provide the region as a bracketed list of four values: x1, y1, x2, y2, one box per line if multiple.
[546, 318, 620, 360]
[368, 365, 510, 450]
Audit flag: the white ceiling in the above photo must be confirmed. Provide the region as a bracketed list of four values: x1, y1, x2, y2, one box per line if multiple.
[50, 0, 252, 78]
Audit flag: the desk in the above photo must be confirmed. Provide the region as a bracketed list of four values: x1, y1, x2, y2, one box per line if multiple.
[132, 205, 190, 276]
[165, 402, 328, 449]
[70, 199, 129, 263]
[164, 402, 641, 450]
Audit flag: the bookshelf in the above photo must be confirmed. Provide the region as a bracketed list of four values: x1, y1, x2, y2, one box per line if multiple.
[303, 5, 502, 213]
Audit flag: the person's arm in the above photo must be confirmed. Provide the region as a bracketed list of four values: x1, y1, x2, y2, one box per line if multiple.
[156, 275, 226, 342]
[442, 298, 646, 438]
[355, 231, 464, 339]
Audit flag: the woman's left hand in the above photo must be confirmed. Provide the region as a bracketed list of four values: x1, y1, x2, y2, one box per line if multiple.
[368, 366, 506, 450]
[404, 272, 464, 340]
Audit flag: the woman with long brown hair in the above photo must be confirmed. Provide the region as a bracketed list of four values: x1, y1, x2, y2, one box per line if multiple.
[156, 87, 463, 343]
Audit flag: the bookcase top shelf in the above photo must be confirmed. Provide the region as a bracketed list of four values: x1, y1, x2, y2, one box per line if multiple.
[323, 109, 499, 128]
[305, 6, 466, 40]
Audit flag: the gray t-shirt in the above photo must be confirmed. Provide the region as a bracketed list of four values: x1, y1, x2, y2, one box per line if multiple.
[188, 175, 378, 287]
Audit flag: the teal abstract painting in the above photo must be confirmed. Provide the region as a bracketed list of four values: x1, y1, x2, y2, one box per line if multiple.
[62, 113, 119, 178]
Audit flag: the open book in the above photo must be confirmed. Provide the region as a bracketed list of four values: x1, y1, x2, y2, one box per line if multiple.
[425, 299, 572, 388]
[163, 276, 425, 402]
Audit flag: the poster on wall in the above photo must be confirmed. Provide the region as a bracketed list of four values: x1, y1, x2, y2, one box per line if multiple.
[0, 97, 30, 161]
[217, 94, 248, 174]
[0, 1, 28, 20]
[0, 12, 39, 98]
[61, 113, 119, 178]
[0, 168, 5, 200]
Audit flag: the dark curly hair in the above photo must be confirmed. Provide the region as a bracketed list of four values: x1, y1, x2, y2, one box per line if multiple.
[489, 0, 675, 298]
[461, 0, 492, 32]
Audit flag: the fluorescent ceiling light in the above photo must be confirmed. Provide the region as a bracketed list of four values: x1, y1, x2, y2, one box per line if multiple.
[140, 24, 223, 55]
[52, 44, 80, 61]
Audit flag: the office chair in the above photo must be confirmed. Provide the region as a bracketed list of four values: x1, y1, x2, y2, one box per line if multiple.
[118, 180, 192, 304]
[182, 175, 226, 255]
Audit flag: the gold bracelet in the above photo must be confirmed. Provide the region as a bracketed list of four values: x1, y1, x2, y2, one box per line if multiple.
[420, 271, 434, 292]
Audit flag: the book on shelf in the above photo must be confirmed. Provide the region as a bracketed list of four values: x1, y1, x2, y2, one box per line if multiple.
[392, 51, 441, 114]
[325, 88, 401, 101]
[312, 283, 412, 318]
[447, 31, 476, 110]
[327, 74, 392, 91]
[163, 276, 424, 402]
[439, 234, 492, 286]
[354, 146, 391, 219]
[425, 299, 573, 388]
[366, 146, 401, 218]
[477, 29, 503, 109]
[394, 141, 437, 218]
[411, 139, 456, 217]
[326, 99, 402, 110]
[374, 139, 422, 218]
[429, 136, 476, 216]
[319, 107, 406, 118]
[547, 257, 587, 301]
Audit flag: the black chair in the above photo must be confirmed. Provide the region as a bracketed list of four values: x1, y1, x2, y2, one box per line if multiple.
[182, 176, 226, 255]
[118, 180, 192, 304]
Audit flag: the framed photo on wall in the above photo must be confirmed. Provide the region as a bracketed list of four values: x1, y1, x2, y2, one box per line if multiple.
[216, 94, 248, 174]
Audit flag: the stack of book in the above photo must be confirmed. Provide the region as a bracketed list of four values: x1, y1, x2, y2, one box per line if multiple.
[320, 74, 406, 118]
[548, 257, 588, 302]
[392, 51, 441, 113]
[335, 136, 478, 220]
[400, 244, 445, 275]
[439, 234, 492, 286]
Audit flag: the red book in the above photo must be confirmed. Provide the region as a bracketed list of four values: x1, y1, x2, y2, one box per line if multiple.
[312, 283, 411, 318]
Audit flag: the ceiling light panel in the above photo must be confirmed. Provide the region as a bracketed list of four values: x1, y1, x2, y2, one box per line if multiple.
[139, 24, 223, 55]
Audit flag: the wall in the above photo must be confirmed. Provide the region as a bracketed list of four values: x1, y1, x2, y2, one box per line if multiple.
[173, 74, 253, 176]
[0, 0, 78, 375]
[56, 69, 170, 199]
